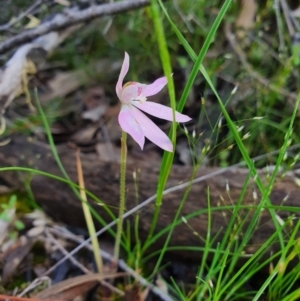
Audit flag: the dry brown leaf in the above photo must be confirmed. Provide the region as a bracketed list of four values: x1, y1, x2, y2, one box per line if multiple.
[235, 0, 257, 37]
[70, 124, 100, 145]
[34, 273, 125, 301]
[1, 236, 37, 285]
[44, 71, 88, 103]
[42, 60, 120, 104]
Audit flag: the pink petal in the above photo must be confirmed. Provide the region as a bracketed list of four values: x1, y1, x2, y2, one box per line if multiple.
[130, 106, 173, 152]
[143, 76, 168, 97]
[116, 52, 129, 98]
[131, 101, 191, 122]
[118, 105, 145, 149]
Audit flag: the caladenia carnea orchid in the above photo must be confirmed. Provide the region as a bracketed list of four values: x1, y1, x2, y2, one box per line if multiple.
[116, 52, 191, 152]
[113, 52, 191, 262]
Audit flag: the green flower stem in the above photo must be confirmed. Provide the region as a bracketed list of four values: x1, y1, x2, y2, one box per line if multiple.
[76, 149, 103, 273]
[114, 131, 127, 261]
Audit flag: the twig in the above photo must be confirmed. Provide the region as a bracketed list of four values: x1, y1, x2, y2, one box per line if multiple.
[0, 0, 150, 54]
[47, 226, 174, 301]
[0, 0, 43, 32]
[44, 228, 91, 275]
[224, 22, 298, 103]
[280, 0, 300, 34]
[44, 229, 124, 296]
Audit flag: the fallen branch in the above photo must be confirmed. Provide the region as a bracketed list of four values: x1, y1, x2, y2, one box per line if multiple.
[0, 0, 150, 54]
[0, 135, 300, 262]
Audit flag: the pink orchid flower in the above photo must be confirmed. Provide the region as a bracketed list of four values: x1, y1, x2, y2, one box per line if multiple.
[116, 52, 191, 152]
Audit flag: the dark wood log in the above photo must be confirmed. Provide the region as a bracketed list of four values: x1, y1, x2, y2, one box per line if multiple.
[0, 135, 299, 261]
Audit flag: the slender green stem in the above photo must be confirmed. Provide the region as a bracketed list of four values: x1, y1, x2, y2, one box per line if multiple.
[114, 131, 127, 261]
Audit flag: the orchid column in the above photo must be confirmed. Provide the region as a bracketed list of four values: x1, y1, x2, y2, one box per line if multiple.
[114, 52, 191, 261]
